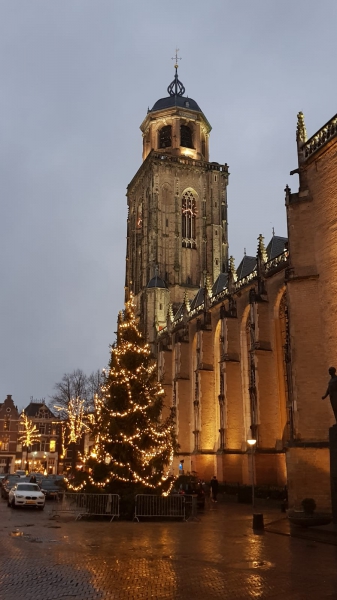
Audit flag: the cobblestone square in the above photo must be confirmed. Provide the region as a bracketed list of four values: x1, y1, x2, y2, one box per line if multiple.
[0, 499, 336, 600]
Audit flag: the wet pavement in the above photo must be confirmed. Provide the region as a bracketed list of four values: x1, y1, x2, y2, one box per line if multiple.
[0, 496, 337, 600]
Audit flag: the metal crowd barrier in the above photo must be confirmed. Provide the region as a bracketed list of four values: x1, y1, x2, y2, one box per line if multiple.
[51, 493, 120, 521]
[134, 494, 187, 521]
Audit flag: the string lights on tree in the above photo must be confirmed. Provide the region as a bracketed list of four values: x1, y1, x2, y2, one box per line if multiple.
[18, 411, 41, 472]
[69, 294, 177, 494]
[54, 397, 90, 474]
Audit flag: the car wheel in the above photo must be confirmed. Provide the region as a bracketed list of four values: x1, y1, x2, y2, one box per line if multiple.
[11, 499, 16, 509]
[38, 505, 45, 510]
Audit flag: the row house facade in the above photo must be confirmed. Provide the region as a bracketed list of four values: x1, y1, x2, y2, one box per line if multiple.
[0, 395, 21, 474]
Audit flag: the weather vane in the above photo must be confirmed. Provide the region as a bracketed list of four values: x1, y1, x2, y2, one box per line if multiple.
[167, 48, 185, 97]
[172, 48, 181, 69]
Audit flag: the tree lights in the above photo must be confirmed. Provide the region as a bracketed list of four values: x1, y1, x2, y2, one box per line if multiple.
[70, 295, 176, 494]
[18, 411, 41, 472]
[54, 397, 90, 474]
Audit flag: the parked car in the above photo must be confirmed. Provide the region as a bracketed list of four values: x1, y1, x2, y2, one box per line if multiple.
[1, 475, 22, 500]
[8, 483, 45, 509]
[15, 470, 26, 477]
[40, 478, 63, 500]
[28, 472, 43, 484]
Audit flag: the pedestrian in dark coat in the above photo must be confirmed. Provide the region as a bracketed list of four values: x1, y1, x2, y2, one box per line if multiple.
[210, 475, 219, 502]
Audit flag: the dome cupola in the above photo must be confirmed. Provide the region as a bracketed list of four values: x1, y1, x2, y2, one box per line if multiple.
[140, 55, 211, 162]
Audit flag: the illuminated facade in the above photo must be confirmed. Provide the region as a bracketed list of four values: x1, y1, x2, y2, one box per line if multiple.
[125, 65, 337, 510]
[125, 62, 228, 351]
[22, 400, 61, 474]
[0, 395, 20, 474]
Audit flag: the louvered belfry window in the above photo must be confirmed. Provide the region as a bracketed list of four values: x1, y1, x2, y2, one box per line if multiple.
[159, 125, 172, 149]
[180, 125, 193, 148]
[182, 190, 197, 248]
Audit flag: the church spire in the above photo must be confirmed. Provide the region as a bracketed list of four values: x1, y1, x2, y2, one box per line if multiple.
[167, 48, 185, 97]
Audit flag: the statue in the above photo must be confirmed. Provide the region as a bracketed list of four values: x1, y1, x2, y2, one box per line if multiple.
[322, 367, 337, 423]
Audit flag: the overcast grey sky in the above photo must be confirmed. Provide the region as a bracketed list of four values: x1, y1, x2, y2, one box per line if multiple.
[1, 1, 336, 409]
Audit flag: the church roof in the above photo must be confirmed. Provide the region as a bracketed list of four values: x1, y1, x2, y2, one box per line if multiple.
[146, 275, 167, 289]
[236, 256, 256, 280]
[173, 303, 185, 322]
[150, 62, 203, 115]
[190, 287, 205, 311]
[266, 235, 288, 260]
[212, 273, 228, 296]
[150, 95, 201, 114]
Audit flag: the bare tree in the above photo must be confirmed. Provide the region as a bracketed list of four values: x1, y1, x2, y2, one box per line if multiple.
[49, 369, 103, 416]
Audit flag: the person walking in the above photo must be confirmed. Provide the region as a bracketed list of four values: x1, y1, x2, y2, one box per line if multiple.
[210, 475, 219, 502]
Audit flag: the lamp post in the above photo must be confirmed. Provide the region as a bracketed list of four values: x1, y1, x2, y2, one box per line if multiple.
[247, 439, 257, 508]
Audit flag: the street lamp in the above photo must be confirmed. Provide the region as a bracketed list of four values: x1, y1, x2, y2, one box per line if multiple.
[247, 439, 257, 507]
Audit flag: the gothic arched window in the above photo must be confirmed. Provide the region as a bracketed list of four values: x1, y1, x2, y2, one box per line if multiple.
[159, 125, 172, 149]
[180, 125, 193, 149]
[182, 190, 197, 248]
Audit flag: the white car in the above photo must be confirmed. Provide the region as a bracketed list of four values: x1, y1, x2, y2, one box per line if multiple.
[15, 470, 27, 478]
[8, 483, 45, 509]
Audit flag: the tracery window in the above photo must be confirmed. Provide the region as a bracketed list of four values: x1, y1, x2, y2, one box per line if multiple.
[136, 204, 142, 229]
[159, 125, 172, 149]
[246, 290, 258, 441]
[180, 125, 193, 148]
[182, 190, 197, 248]
[279, 293, 294, 440]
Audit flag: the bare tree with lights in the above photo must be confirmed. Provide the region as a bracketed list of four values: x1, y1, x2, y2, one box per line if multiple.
[54, 397, 90, 475]
[18, 411, 41, 472]
[50, 368, 103, 418]
[75, 295, 177, 494]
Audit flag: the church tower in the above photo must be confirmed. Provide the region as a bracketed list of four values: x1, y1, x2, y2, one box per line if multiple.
[125, 58, 229, 347]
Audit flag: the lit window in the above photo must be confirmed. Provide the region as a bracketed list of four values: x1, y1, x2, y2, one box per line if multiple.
[50, 440, 56, 452]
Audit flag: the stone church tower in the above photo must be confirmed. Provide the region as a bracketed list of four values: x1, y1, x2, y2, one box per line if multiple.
[125, 62, 229, 348]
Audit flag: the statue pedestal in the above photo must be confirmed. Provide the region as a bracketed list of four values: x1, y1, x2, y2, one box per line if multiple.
[329, 425, 337, 524]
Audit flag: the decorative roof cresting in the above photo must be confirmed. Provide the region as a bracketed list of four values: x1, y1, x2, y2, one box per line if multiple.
[167, 48, 186, 97]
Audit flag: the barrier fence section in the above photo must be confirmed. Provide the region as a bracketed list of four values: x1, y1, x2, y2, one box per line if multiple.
[52, 493, 120, 521]
[134, 494, 187, 521]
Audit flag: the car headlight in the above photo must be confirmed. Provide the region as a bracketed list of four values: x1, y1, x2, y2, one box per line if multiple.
[38, 495, 45, 499]
[15, 495, 24, 499]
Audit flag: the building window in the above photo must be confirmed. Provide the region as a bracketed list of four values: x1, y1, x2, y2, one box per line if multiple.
[159, 125, 172, 149]
[3, 417, 10, 431]
[50, 440, 56, 452]
[180, 125, 193, 149]
[182, 191, 197, 248]
[1, 437, 9, 451]
[41, 440, 50, 452]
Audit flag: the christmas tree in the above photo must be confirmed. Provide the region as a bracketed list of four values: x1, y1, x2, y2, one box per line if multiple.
[77, 295, 176, 494]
